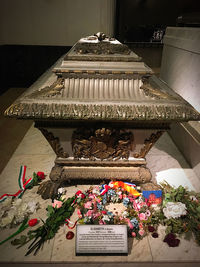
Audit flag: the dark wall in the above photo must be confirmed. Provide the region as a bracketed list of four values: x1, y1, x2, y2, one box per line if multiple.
[0, 45, 71, 95]
[116, 0, 200, 42]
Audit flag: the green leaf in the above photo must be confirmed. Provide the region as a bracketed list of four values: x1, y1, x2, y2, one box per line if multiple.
[46, 205, 55, 217]
[166, 226, 172, 234]
[196, 206, 200, 214]
[11, 235, 27, 246]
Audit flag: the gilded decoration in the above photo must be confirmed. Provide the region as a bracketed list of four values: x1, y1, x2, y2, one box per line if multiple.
[5, 102, 200, 121]
[140, 77, 176, 100]
[27, 78, 64, 98]
[39, 128, 68, 158]
[74, 32, 131, 55]
[134, 131, 163, 158]
[72, 128, 134, 161]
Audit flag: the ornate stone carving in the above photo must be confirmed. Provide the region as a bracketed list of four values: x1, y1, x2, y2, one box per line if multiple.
[74, 33, 131, 55]
[140, 77, 176, 100]
[5, 102, 200, 121]
[37, 180, 60, 200]
[60, 166, 151, 183]
[27, 78, 64, 98]
[39, 128, 68, 158]
[72, 128, 134, 161]
[134, 131, 163, 158]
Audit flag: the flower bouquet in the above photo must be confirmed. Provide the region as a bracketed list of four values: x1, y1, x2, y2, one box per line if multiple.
[76, 183, 153, 239]
[151, 182, 200, 246]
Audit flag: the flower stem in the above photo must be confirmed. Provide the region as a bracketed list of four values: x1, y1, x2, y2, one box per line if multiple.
[0, 224, 29, 246]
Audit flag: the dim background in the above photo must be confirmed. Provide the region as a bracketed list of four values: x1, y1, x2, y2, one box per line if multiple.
[0, 0, 200, 94]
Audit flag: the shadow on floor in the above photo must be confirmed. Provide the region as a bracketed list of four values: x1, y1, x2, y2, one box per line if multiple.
[0, 88, 32, 174]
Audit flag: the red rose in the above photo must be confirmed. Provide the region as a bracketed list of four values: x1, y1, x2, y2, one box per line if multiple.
[101, 210, 107, 214]
[152, 232, 159, 238]
[148, 225, 155, 232]
[75, 190, 82, 195]
[75, 190, 85, 199]
[66, 231, 74, 240]
[37, 171, 45, 180]
[163, 233, 180, 247]
[28, 218, 38, 227]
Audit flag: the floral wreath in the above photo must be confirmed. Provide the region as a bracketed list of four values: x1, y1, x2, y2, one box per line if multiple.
[76, 182, 152, 239]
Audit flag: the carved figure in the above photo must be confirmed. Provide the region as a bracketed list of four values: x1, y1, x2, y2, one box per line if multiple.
[72, 127, 134, 161]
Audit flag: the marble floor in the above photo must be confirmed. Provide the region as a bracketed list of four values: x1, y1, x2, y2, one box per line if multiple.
[0, 121, 200, 266]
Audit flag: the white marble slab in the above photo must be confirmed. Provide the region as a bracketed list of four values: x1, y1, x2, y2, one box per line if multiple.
[148, 225, 200, 262]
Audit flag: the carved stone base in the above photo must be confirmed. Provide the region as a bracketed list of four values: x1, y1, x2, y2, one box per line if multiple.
[37, 164, 152, 199]
[37, 180, 61, 200]
[60, 166, 151, 183]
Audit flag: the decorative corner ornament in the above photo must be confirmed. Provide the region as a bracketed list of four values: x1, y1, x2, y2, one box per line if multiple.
[27, 78, 64, 98]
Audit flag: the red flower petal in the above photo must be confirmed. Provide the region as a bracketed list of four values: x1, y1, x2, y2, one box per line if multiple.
[148, 225, 155, 232]
[37, 172, 45, 180]
[152, 232, 159, 238]
[163, 233, 176, 242]
[28, 218, 38, 227]
[167, 238, 180, 247]
[66, 231, 74, 240]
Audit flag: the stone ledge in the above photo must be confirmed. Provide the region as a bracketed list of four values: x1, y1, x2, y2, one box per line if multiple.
[168, 121, 200, 179]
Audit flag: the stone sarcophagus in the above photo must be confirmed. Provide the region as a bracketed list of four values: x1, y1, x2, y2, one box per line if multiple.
[5, 33, 200, 199]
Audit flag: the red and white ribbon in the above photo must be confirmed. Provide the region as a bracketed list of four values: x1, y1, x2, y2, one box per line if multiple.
[0, 166, 33, 202]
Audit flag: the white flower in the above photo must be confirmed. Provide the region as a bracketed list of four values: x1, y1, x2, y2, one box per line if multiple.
[92, 188, 99, 195]
[27, 201, 39, 213]
[0, 197, 39, 228]
[0, 197, 12, 209]
[122, 211, 129, 218]
[163, 202, 187, 219]
[190, 195, 197, 201]
[151, 204, 161, 211]
[13, 198, 22, 207]
[58, 188, 66, 195]
[1, 215, 14, 227]
[102, 215, 110, 221]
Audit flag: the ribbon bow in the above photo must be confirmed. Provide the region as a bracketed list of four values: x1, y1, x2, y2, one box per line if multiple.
[0, 166, 33, 202]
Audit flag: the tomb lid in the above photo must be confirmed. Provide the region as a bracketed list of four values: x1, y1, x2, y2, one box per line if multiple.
[4, 34, 200, 123]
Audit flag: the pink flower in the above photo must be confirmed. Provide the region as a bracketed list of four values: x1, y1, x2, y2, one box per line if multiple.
[139, 223, 143, 229]
[89, 194, 95, 199]
[139, 213, 147, 221]
[52, 200, 63, 209]
[131, 232, 136, 237]
[84, 201, 92, 209]
[138, 229, 145, 236]
[77, 209, 82, 218]
[126, 218, 134, 229]
[93, 212, 101, 219]
[133, 201, 141, 211]
[99, 219, 106, 225]
[86, 210, 93, 217]
[145, 210, 151, 217]
[128, 196, 135, 202]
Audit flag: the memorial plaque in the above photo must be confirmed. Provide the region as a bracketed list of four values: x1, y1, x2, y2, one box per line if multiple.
[76, 225, 128, 255]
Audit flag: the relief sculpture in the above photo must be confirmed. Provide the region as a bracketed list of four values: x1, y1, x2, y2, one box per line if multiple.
[72, 128, 134, 161]
[27, 78, 64, 98]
